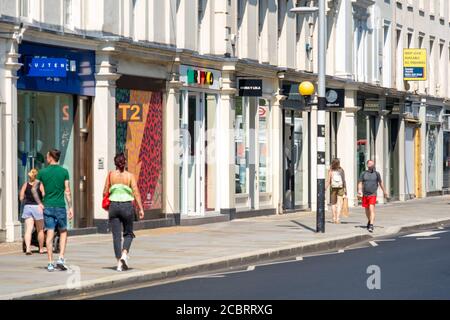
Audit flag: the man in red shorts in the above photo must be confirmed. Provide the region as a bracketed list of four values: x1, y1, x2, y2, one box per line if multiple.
[357, 160, 388, 233]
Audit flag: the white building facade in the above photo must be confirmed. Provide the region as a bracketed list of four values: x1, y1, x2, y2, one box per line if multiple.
[0, 0, 449, 242]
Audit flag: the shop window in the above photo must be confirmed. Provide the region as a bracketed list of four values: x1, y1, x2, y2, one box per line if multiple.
[17, 91, 75, 225]
[235, 96, 247, 194]
[258, 98, 269, 193]
[116, 89, 163, 212]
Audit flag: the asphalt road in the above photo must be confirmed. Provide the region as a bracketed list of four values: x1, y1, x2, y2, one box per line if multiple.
[91, 226, 450, 300]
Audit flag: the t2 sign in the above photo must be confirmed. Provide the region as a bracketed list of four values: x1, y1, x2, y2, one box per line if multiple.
[117, 104, 143, 122]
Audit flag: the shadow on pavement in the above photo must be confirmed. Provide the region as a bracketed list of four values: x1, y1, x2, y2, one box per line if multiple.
[290, 220, 316, 233]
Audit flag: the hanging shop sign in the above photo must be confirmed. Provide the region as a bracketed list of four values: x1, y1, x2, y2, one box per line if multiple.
[325, 88, 345, 108]
[403, 48, 427, 81]
[390, 103, 405, 116]
[238, 79, 263, 97]
[18, 41, 96, 96]
[280, 82, 308, 110]
[364, 99, 383, 113]
[180, 65, 221, 90]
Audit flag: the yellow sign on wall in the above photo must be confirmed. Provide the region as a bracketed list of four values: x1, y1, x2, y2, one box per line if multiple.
[403, 49, 427, 81]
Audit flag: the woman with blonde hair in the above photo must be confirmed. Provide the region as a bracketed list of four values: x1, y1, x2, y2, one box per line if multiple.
[325, 158, 347, 224]
[20, 169, 45, 255]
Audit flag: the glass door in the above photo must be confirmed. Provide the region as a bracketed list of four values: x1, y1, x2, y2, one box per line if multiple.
[180, 91, 209, 216]
[17, 91, 75, 224]
[283, 110, 304, 210]
[427, 124, 439, 192]
[388, 118, 400, 200]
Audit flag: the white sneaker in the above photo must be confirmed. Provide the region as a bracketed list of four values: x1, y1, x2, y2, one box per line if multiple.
[116, 261, 123, 272]
[120, 253, 129, 271]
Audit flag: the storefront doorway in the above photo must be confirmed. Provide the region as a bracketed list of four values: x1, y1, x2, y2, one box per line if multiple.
[282, 110, 305, 210]
[444, 129, 450, 190]
[388, 118, 400, 200]
[234, 96, 272, 211]
[180, 91, 218, 216]
[17, 91, 92, 228]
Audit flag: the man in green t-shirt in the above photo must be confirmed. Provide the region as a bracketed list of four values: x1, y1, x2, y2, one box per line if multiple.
[34, 149, 74, 272]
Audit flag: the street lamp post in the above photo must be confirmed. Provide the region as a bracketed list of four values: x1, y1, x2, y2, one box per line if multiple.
[292, 0, 327, 233]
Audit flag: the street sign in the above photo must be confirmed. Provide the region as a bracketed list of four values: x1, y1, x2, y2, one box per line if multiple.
[403, 49, 427, 81]
[259, 106, 267, 117]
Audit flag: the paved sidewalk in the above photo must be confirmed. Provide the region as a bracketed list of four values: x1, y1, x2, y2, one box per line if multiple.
[1, 196, 449, 300]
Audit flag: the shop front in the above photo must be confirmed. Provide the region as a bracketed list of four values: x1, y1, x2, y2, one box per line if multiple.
[357, 94, 380, 179]
[235, 78, 273, 212]
[17, 42, 96, 229]
[280, 81, 309, 211]
[425, 105, 443, 196]
[386, 99, 402, 201]
[115, 75, 165, 219]
[403, 101, 422, 199]
[325, 88, 346, 163]
[178, 65, 221, 216]
[444, 111, 450, 190]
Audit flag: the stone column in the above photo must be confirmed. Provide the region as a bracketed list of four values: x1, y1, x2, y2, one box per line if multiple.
[163, 71, 182, 224]
[337, 89, 359, 207]
[419, 99, 427, 197]
[218, 61, 237, 218]
[271, 88, 286, 214]
[375, 109, 389, 204]
[398, 117, 407, 201]
[92, 45, 121, 233]
[3, 40, 22, 242]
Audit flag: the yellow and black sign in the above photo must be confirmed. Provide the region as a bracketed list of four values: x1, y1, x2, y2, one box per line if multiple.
[117, 104, 143, 122]
[403, 49, 427, 81]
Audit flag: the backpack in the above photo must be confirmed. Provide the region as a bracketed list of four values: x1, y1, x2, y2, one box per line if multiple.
[331, 170, 343, 188]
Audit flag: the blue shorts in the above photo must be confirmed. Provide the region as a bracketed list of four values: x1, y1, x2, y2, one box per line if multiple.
[44, 207, 67, 231]
[22, 205, 44, 221]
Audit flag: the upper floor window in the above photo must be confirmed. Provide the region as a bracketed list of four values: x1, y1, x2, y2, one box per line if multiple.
[19, 0, 30, 18]
[237, 0, 244, 29]
[258, 0, 265, 37]
[64, 0, 73, 27]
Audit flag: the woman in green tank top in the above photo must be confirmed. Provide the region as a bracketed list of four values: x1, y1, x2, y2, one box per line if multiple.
[103, 153, 144, 272]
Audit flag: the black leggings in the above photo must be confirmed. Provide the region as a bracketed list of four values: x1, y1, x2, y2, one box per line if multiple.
[109, 201, 135, 259]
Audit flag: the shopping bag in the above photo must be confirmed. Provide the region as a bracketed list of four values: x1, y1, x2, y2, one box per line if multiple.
[341, 196, 349, 217]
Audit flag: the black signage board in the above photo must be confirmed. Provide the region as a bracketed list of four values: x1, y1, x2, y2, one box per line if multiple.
[325, 88, 345, 108]
[238, 79, 263, 97]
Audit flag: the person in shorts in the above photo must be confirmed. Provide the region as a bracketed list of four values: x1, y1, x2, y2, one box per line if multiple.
[34, 149, 74, 272]
[325, 158, 347, 224]
[20, 169, 45, 255]
[358, 160, 388, 233]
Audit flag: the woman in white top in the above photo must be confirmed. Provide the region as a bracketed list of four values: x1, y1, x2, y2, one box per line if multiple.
[325, 158, 347, 224]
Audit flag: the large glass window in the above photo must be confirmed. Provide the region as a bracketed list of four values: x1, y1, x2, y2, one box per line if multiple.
[258, 99, 269, 193]
[18, 91, 75, 216]
[444, 131, 450, 189]
[235, 97, 247, 194]
[116, 89, 164, 211]
[293, 113, 304, 206]
[205, 94, 217, 211]
[356, 111, 368, 178]
[427, 125, 439, 191]
[179, 91, 218, 215]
